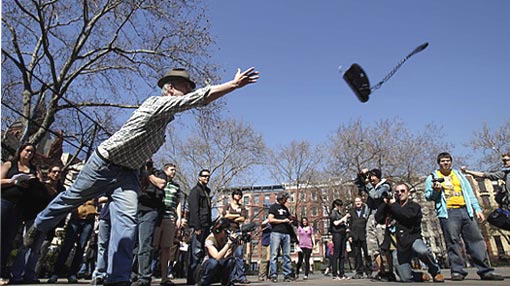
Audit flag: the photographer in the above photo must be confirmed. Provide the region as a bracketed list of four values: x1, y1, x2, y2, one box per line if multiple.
[354, 168, 392, 278]
[425, 152, 504, 281]
[461, 153, 510, 229]
[195, 217, 238, 286]
[222, 189, 249, 284]
[131, 159, 165, 286]
[378, 183, 444, 283]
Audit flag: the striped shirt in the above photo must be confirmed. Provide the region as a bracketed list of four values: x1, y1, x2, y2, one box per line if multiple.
[163, 181, 181, 219]
[98, 87, 210, 169]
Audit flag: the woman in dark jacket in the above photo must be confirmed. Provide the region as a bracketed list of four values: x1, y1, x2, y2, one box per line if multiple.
[0, 143, 38, 282]
[329, 199, 351, 280]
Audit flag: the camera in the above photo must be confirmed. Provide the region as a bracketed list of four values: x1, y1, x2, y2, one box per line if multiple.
[381, 191, 392, 199]
[430, 173, 445, 184]
[226, 222, 257, 245]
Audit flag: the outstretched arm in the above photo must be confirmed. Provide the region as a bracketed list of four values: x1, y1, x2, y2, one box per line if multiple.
[205, 67, 259, 104]
[460, 166, 485, 178]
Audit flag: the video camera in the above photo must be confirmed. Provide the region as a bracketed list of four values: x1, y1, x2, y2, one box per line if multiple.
[430, 173, 445, 184]
[226, 222, 257, 245]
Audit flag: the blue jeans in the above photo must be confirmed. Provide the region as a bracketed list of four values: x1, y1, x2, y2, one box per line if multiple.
[439, 207, 493, 276]
[11, 219, 46, 282]
[231, 243, 247, 281]
[199, 257, 235, 286]
[52, 218, 94, 277]
[269, 232, 291, 278]
[187, 227, 210, 285]
[395, 239, 441, 282]
[135, 209, 159, 282]
[93, 218, 110, 280]
[34, 151, 140, 284]
[1, 199, 22, 279]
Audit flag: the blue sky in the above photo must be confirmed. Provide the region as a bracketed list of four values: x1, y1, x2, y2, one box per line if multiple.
[206, 0, 508, 156]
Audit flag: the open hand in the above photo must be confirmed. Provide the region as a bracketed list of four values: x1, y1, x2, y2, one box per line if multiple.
[233, 67, 259, 88]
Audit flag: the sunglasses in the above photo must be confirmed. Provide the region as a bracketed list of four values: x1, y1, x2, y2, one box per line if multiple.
[200, 174, 210, 178]
[502, 158, 510, 162]
[394, 189, 407, 193]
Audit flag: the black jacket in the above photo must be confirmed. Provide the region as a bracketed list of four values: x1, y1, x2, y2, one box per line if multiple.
[188, 182, 212, 229]
[329, 209, 347, 235]
[375, 200, 422, 254]
[348, 205, 369, 241]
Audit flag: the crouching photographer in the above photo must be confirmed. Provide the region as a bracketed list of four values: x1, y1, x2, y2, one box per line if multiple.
[377, 183, 444, 283]
[195, 217, 238, 286]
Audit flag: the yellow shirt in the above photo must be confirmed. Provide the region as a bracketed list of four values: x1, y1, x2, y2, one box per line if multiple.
[436, 170, 466, 208]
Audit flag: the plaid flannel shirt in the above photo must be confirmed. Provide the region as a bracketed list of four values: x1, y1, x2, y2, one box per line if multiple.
[98, 87, 210, 169]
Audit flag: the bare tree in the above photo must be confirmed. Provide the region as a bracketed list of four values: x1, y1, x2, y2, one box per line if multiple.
[2, 0, 217, 159]
[469, 120, 510, 170]
[326, 118, 452, 186]
[159, 113, 266, 205]
[267, 140, 323, 216]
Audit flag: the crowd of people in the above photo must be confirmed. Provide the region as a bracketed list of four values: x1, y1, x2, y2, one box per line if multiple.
[1, 65, 508, 286]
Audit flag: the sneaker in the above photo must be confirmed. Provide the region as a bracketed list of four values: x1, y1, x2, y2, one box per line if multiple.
[480, 272, 504, 281]
[90, 276, 105, 285]
[340, 275, 351, 280]
[451, 272, 465, 281]
[257, 277, 265, 282]
[47, 275, 58, 283]
[303, 275, 308, 280]
[385, 272, 396, 282]
[23, 225, 43, 248]
[433, 273, 445, 283]
[270, 277, 278, 283]
[68, 275, 78, 283]
[283, 276, 295, 282]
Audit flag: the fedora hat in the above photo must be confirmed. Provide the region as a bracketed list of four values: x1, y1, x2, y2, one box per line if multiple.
[157, 68, 196, 89]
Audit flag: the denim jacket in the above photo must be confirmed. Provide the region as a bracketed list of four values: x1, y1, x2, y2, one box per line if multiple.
[424, 169, 482, 219]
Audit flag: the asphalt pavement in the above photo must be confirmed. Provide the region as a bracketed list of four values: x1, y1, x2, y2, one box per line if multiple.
[12, 267, 510, 286]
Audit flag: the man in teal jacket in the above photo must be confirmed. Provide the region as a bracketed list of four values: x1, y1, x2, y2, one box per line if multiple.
[425, 152, 503, 281]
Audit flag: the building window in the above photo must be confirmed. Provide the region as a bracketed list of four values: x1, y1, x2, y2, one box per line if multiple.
[254, 194, 260, 204]
[311, 207, 317, 216]
[264, 194, 271, 205]
[290, 193, 295, 202]
[301, 206, 306, 216]
[311, 191, 317, 201]
[299, 192, 305, 201]
[244, 196, 250, 205]
[321, 189, 329, 200]
[323, 219, 329, 231]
